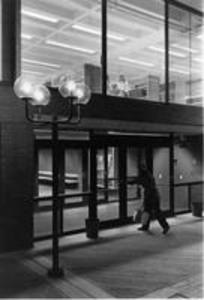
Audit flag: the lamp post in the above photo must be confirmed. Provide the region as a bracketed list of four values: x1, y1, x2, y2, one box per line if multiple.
[13, 75, 91, 278]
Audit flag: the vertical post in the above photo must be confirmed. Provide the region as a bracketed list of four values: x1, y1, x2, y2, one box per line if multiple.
[165, 0, 169, 104]
[48, 121, 64, 278]
[104, 147, 109, 202]
[188, 13, 192, 103]
[169, 133, 175, 215]
[58, 144, 65, 235]
[102, 0, 107, 95]
[82, 147, 89, 200]
[86, 131, 99, 239]
[119, 146, 127, 221]
[145, 146, 153, 173]
[33, 142, 39, 210]
[2, 0, 21, 81]
[187, 184, 191, 211]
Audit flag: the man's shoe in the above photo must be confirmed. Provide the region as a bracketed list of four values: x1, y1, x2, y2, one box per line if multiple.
[163, 225, 170, 234]
[138, 226, 148, 231]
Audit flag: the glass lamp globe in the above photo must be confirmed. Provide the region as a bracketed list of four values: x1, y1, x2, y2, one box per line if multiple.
[14, 76, 35, 99]
[29, 85, 51, 106]
[50, 73, 68, 88]
[58, 80, 77, 98]
[74, 83, 91, 105]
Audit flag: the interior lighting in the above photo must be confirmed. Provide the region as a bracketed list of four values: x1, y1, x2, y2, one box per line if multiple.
[21, 33, 33, 40]
[193, 57, 204, 63]
[149, 46, 186, 58]
[169, 68, 189, 75]
[22, 58, 61, 69]
[197, 34, 204, 39]
[23, 70, 44, 76]
[119, 56, 154, 67]
[185, 94, 202, 100]
[171, 44, 198, 54]
[46, 40, 96, 54]
[115, 1, 182, 26]
[22, 9, 59, 23]
[72, 24, 126, 42]
[116, 1, 165, 21]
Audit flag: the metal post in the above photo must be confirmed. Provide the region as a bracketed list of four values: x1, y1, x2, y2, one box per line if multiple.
[165, 0, 169, 104]
[169, 133, 175, 215]
[104, 147, 109, 202]
[102, 0, 107, 95]
[118, 145, 127, 221]
[48, 120, 64, 278]
[86, 131, 99, 239]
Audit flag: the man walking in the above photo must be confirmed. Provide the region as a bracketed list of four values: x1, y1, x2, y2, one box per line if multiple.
[129, 164, 170, 234]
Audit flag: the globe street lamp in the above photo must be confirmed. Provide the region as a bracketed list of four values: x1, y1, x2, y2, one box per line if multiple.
[14, 74, 91, 278]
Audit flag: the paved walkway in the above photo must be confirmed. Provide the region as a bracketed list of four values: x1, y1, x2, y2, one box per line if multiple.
[0, 213, 203, 298]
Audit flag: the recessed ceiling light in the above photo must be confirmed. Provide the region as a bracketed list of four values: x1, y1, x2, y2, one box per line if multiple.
[46, 40, 96, 54]
[171, 44, 198, 54]
[170, 68, 189, 75]
[21, 33, 33, 40]
[119, 56, 154, 67]
[193, 57, 204, 63]
[22, 70, 44, 76]
[184, 94, 202, 100]
[22, 9, 59, 23]
[22, 58, 61, 69]
[118, 2, 164, 21]
[72, 24, 126, 42]
[149, 46, 186, 58]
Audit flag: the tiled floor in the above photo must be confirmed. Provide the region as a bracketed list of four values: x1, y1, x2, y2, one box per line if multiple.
[0, 213, 203, 298]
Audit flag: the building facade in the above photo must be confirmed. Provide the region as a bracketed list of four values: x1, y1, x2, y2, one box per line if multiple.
[0, 0, 203, 252]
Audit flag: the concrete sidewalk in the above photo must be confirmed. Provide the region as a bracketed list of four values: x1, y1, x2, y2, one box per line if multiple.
[0, 213, 203, 298]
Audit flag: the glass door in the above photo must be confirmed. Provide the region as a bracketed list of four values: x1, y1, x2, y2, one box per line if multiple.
[153, 147, 170, 211]
[126, 147, 146, 218]
[96, 146, 120, 221]
[126, 145, 171, 219]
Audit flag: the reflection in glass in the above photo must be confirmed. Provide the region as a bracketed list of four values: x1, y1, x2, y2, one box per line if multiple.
[169, 6, 203, 106]
[107, 0, 165, 102]
[97, 147, 119, 221]
[96, 147, 119, 203]
[21, 0, 101, 91]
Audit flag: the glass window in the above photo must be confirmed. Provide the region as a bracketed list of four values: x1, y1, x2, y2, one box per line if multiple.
[65, 148, 83, 197]
[96, 147, 119, 203]
[38, 148, 52, 196]
[21, 0, 101, 92]
[189, 15, 203, 106]
[97, 147, 120, 221]
[107, 0, 165, 102]
[175, 0, 203, 13]
[153, 147, 170, 211]
[127, 147, 142, 218]
[169, 5, 203, 106]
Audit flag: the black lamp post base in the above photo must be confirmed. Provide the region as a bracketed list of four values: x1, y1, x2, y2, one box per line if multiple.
[48, 267, 65, 278]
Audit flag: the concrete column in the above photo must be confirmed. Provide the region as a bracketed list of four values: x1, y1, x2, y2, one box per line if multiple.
[0, 0, 34, 252]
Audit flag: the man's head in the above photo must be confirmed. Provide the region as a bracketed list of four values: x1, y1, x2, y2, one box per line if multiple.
[138, 163, 147, 172]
